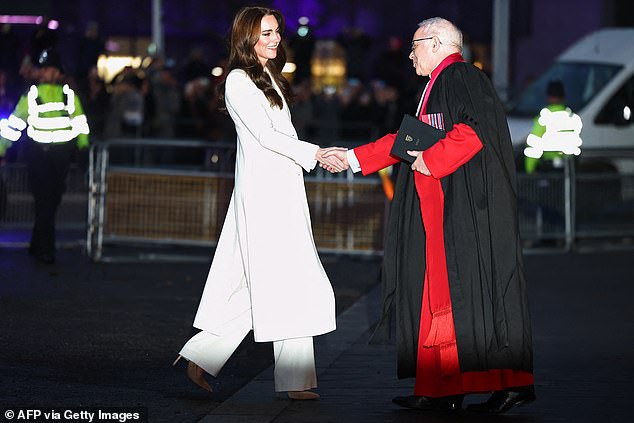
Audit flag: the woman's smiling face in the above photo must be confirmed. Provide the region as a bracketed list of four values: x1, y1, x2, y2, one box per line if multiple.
[254, 14, 281, 66]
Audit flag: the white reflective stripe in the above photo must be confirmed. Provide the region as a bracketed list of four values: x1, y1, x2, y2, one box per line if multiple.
[63, 84, 76, 114]
[0, 119, 22, 141]
[20, 84, 89, 144]
[27, 85, 39, 111]
[27, 115, 72, 130]
[524, 134, 544, 159]
[537, 109, 583, 133]
[27, 127, 77, 143]
[8, 114, 27, 131]
[524, 108, 584, 158]
[70, 114, 90, 134]
[26, 84, 78, 115]
[37, 101, 66, 113]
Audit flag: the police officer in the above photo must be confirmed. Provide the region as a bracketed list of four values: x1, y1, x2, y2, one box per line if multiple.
[524, 79, 570, 174]
[0, 48, 89, 263]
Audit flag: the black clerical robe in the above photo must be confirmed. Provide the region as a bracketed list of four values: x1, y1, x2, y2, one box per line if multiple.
[359, 54, 534, 397]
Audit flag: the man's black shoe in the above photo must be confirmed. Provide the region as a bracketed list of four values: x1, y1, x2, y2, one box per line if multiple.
[466, 385, 536, 414]
[392, 394, 463, 411]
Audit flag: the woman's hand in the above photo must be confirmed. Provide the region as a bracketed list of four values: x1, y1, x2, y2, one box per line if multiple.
[316, 147, 349, 173]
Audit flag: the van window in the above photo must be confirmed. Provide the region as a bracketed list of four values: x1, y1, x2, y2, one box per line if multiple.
[508, 62, 622, 117]
[595, 75, 634, 125]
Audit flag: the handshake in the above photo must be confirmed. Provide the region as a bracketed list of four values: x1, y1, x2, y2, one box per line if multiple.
[315, 147, 350, 173]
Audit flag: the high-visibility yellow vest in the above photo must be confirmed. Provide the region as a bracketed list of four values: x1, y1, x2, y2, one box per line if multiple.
[524, 103, 582, 173]
[0, 83, 89, 155]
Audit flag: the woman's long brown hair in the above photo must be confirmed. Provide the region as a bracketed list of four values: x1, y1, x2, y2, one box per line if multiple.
[219, 6, 292, 110]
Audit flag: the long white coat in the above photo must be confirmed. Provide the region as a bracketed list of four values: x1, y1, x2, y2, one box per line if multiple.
[192, 69, 336, 342]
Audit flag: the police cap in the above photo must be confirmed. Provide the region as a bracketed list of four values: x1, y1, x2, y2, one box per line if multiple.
[546, 80, 565, 98]
[36, 49, 64, 73]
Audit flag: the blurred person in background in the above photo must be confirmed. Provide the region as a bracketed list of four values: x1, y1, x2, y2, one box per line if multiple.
[524, 79, 570, 174]
[105, 68, 145, 139]
[178, 74, 236, 143]
[290, 79, 314, 139]
[147, 56, 181, 139]
[180, 47, 211, 86]
[339, 78, 379, 140]
[173, 5, 346, 400]
[374, 35, 408, 93]
[76, 21, 106, 84]
[141, 56, 182, 165]
[78, 66, 110, 141]
[337, 26, 371, 82]
[179, 76, 213, 139]
[0, 49, 89, 264]
[311, 84, 341, 143]
[371, 79, 402, 134]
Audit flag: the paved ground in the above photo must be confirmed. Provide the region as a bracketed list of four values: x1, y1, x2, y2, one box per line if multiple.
[203, 250, 634, 423]
[1, 243, 633, 422]
[0, 244, 380, 422]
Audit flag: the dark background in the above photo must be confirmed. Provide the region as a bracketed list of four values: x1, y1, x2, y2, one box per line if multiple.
[2, 0, 634, 95]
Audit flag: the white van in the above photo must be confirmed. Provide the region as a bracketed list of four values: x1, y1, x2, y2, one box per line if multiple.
[506, 28, 634, 153]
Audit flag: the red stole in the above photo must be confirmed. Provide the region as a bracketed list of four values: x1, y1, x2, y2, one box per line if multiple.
[414, 53, 464, 383]
[412, 53, 534, 397]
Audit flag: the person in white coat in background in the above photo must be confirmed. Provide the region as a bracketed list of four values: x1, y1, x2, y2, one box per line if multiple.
[173, 6, 347, 400]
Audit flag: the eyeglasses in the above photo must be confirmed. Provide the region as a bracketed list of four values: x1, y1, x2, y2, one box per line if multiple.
[411, 36, 434, 52]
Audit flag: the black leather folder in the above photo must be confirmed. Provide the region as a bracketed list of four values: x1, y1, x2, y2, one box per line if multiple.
[390, 114, 445, 163]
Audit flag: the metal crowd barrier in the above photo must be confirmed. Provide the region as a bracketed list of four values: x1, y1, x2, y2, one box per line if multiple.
[2, 138, 632, 259]
[571, 149, 634, 245]
[516, 149, 634, 250]
[86, 138, 388, 261]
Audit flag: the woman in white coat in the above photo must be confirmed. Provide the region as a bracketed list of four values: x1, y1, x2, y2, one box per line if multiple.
[173, 6, 346, 400]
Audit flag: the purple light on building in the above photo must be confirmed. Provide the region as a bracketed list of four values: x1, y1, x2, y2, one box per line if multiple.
[0, 15, 59, 29]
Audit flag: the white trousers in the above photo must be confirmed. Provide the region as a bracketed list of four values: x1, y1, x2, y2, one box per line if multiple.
[178, 309, 317, 392]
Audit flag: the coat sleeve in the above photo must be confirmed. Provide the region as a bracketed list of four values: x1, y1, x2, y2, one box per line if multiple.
[225, 70, 318, 172]
[353, 132, 400, 176]
[422, 64, 492, 179]
[422, 123, 482, 179]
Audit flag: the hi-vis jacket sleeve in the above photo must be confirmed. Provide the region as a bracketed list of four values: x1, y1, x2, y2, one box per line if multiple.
[72, 94, 89, 147]
[0, 94, 28, 153]
[225, 70, 318, 172]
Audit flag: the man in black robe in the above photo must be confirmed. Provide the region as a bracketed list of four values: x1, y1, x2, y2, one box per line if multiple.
[324, 17, 536, 414]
